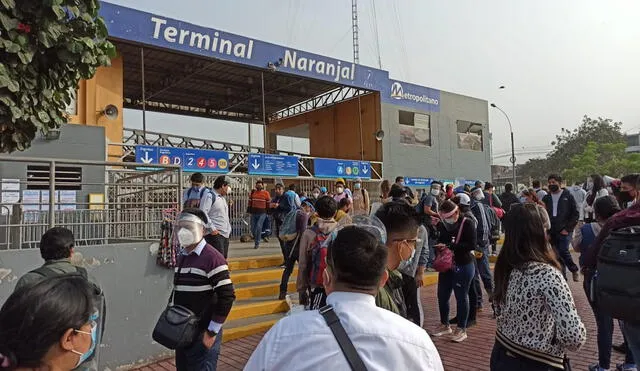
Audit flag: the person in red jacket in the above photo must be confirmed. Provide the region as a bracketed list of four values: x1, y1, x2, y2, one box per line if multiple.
[248, 180, 272, 249]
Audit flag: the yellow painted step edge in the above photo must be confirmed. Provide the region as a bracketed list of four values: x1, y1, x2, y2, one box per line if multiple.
[236, 281, 297, 301]
[232, 268, 298, 284]
[228, 255, 284, 271]
[227, 300, 289, 321]
[222, 319, 279, 343]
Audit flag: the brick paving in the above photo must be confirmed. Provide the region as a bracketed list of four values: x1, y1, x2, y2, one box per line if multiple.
[137, 276, 628, 371]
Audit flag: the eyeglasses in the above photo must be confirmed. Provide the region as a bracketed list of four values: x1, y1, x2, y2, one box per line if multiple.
[392, 238, 421, 248]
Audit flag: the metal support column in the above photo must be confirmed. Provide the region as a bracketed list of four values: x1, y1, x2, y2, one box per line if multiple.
[261, 72, 268, 153]
[48, 161, 56, 228]
[141, 48, 147, 142]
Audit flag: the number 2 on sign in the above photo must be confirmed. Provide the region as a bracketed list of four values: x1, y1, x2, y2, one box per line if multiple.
[187, 157, 194, 166]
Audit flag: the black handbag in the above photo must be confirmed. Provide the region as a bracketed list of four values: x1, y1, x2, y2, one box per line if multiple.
[152, 257, 200, 349]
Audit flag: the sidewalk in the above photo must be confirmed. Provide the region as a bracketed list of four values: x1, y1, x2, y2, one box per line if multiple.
[135, 274, 626, 371]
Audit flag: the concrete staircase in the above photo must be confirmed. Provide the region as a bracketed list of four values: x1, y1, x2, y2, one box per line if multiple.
[221, 253, 443, 343]
[222, 254, 292, 343]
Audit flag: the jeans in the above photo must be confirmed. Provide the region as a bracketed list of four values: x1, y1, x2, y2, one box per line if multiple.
[477, 245, 494, 302]
[437, 262, 475, 329]
[427, 238, 437, 268]
[279, 239, 298, 294]
[175, 329, 223, 371]
[274, 218, 286, 260]
[490, 341, 561, 371]
[261, 215, 272, 237]
[468, 261, 480, 322]
[551, 233, 578, 276]
[623, 321, 640, 367]
[204, 234, 229, 259]
[251, 213, 267, 248]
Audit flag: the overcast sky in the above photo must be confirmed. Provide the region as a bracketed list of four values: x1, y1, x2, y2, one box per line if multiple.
[109, 0, 640, 165]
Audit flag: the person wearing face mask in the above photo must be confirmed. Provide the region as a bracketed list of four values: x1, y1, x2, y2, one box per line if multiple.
[0, 275, 98, 371]
[171, 208, 236, 371]
[278, 199, 315, 300]
[395, 176, 416, 201]
[351, 178, 371, 216]
[584, 175, 609, 223]
[374, 201, 421, 319]
[310, 185, 322, 201]
[248, 180, 273, 250]
[333, 178, 352, 204]
[619, 174, 640, 208]
[418, 182, 442, 271]
[542, 174, 581, 282]
[430, 200, 477, 343]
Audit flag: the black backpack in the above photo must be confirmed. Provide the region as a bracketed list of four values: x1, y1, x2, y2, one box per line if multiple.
[33, 265, 106, 370]
[596, 226, 640, 324]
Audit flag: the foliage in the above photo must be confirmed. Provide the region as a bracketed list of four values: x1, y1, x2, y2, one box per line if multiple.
[564, 141, 640, 183]
[517, 116, 627, 182]
[0, 0, 116, 153]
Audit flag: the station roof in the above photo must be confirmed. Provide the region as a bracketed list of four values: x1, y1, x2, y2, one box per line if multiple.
[117, 41, 347, 123]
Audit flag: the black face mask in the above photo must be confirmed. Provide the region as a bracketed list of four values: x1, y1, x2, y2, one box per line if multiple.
[549, 184, 560, 193]
[619, 191, 634, 203]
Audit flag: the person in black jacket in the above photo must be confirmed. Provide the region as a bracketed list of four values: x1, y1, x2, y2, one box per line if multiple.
[542, 174, 580, 282]
[499, 183, 520, 214]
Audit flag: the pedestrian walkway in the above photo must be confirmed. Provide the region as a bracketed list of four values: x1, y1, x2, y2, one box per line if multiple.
[134, 273, 627, 371]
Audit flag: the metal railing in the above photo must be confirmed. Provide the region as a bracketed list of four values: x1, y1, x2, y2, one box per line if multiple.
[0, 157, 182, 249]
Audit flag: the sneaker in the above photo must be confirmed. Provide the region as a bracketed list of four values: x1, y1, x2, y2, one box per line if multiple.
[572, 271, 581, 282]
[430, 325, 452, 337]
[616, 363, 638, 371]
[588, 364, 607, 371]
[451, 328, 468, 343]
[254, 245, 259, 249]
[263, 237, 270, 243]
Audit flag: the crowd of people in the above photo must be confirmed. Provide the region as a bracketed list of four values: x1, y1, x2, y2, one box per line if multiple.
[2, 172, 640, 371]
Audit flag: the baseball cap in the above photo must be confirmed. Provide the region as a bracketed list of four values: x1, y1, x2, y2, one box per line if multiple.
[456, 193, 471, 206]
[335, 178, 346, 186]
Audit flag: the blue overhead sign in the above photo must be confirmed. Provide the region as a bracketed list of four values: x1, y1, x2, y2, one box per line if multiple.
[135, 145, 229, 173]
[313, 158, 371, 180]
[404, 177, 434, 187]
[100, 2, 388, 92]
[248, 153, 298, 177]
[382, 79, 440, 112]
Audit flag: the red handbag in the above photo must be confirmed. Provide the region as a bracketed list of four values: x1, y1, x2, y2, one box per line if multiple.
[489, 194, 506, 219]
[433, 218, 467, 272]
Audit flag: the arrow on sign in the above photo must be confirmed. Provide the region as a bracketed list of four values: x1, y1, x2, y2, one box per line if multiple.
[252, 158, 260, 170]
[141, 151, 153, 164]
[362, 165, 369, 174]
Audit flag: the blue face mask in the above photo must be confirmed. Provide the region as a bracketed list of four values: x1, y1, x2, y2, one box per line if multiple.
[72, 321, 97, 367]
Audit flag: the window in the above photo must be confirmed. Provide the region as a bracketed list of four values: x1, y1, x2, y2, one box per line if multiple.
[27, 165, 82, 190]
[627, 135, 639, 148]
[398, 110, 431, 147]
[456, 120, 484, 151]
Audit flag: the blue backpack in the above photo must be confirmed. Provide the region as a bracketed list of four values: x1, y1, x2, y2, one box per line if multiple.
[183, 187, 215, 209]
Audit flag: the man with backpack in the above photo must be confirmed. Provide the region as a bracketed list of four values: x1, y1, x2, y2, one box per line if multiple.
[296, 196, 339, 310]
[15, 227, 105, 371]
[279, 199, 314, 300]
[351, 178, 370, 216]
[183, 173, 211, 210]
[584, 174, 640, 365]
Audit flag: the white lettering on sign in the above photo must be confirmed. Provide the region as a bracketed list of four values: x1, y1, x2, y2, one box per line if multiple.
[283, 50, 355, 83]
[151, 17, 254, 59]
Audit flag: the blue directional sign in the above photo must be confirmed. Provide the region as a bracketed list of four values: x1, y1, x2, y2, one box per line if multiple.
[135, 145, 229, 173]
[248, 153, 298, 177]
[404, 177, 434, 187]
[313, 158, 371, 180]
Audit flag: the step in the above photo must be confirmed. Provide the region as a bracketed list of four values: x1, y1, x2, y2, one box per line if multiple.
[235, 280, 297, 300]
[228, 254, 284, 271]
[227, 298, 289, 321]
[222, 313, 284, 343]
[231, 267, 298, 284]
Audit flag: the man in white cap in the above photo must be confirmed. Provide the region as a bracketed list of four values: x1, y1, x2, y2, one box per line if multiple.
[351, 178, 370, 216]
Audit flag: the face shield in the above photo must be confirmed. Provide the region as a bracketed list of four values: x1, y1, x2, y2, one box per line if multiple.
[173, 213, 206, 247]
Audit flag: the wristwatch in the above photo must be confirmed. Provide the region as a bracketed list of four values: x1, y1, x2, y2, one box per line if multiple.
[206, 329, 217, 337]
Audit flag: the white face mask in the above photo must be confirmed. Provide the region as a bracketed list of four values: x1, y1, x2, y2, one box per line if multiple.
[336, 187, 344, 194]
[431, 188, 440, 196]
[473, 192, 484, 201]
[226, 186, 232, 195]
[312, 192, 320, 198]
[177, 228, 197, 246]
[444, 217, 457, 224]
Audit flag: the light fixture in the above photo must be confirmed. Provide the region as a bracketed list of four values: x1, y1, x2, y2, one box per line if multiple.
[99, 104, 119, 120]
[374, 130, 385, 141]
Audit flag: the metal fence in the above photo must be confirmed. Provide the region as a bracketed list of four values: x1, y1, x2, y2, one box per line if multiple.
[0, 157, 182, 249]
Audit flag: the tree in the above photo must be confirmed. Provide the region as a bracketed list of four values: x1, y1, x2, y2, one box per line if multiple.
[517, 116, 626, 182]
[0, 0, 116, 153]
[564, 141, 640, 183]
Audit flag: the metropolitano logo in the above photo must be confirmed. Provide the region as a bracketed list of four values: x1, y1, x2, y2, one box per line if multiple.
[390, 82, 404, 99]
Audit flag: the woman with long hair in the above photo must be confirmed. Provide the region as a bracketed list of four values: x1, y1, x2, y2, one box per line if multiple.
[585, 174, 609, 223]
[430, 200, 477, 343]
[491, 203, 586, 370]
[0, 275, 96, 371]
[521, 188, 551, 233]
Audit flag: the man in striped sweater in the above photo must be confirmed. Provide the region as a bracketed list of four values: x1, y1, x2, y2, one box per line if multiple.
[173, 208, 236, 371]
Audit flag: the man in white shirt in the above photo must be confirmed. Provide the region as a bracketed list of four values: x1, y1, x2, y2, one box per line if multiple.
[244, 225, 444, 371]
[202, 176, 233, 258]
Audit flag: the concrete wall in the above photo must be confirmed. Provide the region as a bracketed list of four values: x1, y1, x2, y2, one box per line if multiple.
[381, 91, 491, 182]
[0, 242, 174, 370]
[0, 124, 107, 204]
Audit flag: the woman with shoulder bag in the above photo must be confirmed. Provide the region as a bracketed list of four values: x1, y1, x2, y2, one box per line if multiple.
[491, 203, 586, 371]
[430, 200, 477, 343]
